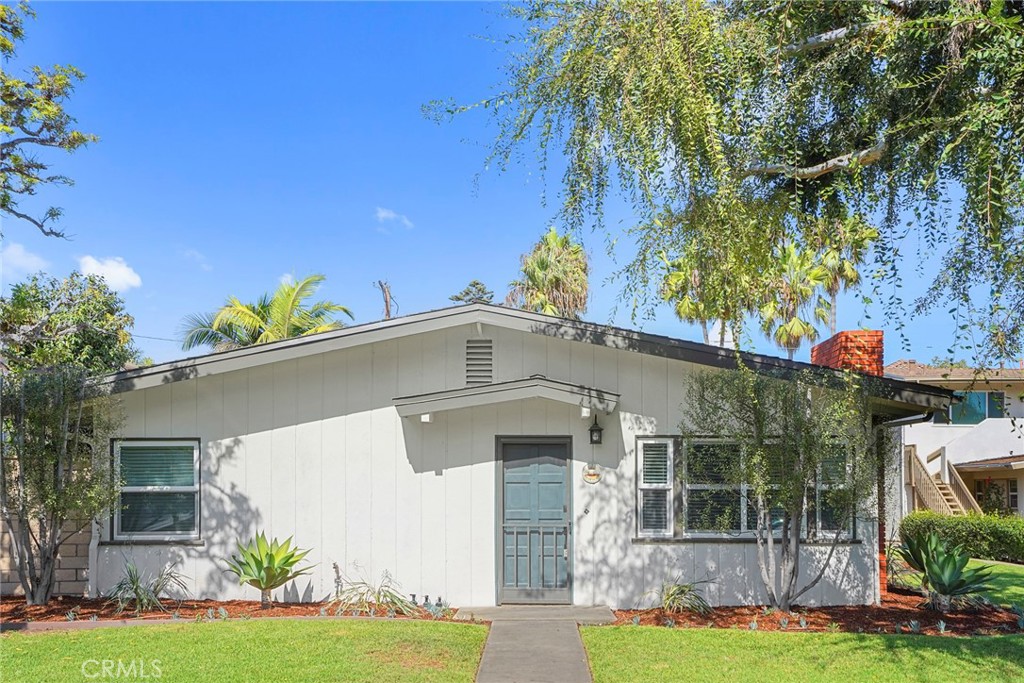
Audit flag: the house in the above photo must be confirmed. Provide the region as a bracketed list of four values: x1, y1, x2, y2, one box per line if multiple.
[2, 305, 951, 607]
[886, 359, 1024, 523]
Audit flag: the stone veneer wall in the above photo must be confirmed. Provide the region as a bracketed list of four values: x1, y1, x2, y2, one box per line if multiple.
[0, 520, 91, 597]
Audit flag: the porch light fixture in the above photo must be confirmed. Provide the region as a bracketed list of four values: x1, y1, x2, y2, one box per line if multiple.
[589, 415, 604, 445]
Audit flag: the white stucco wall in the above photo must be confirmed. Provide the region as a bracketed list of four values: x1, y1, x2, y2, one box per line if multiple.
[95, 323, 878, 608]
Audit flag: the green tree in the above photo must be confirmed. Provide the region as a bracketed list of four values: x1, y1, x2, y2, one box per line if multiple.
[181, 274, 353, 351]
[758, 243, 830, 360]
[507, 227, 589, 319]
[811, 214, 878, 336]
[683, 366, 880, 612]
[0, 272, 134, 605]
[0, 3, 97, 237]
[1, 368, 122, 604]
[441, 0, 1024, 362]
[450, 279, 494, 305]
[0, 272, 137, 374]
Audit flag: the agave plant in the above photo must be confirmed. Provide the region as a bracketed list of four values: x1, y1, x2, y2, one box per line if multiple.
[224, 532, 314, 609]
[897, 531, 992, 612]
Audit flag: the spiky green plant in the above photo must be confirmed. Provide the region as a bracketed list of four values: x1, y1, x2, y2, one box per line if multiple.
[106, 561, 189, 615]
[898, 531, 993, 612]
[224, 532, 314, 609]
[654, 579, 712, 616]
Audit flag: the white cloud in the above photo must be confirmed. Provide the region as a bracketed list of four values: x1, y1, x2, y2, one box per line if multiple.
[78, 255, 142, 292]
[0, 243, 49, 278]
[375, 206, 414, 231]
[183, 248, 212, 272]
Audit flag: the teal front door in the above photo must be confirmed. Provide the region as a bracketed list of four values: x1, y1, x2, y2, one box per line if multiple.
[499, 440, 571, 604]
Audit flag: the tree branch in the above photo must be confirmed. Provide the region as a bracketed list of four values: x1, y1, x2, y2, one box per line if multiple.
[782, 23, 876, 57]
[1, 207, 64, 238]
[743, 140, 888, 180]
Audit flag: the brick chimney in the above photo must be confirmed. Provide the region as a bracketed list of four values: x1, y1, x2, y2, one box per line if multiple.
[810, 330, 884, 376]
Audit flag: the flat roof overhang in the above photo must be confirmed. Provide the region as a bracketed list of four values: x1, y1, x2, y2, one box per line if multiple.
[393, 375, 619, 419]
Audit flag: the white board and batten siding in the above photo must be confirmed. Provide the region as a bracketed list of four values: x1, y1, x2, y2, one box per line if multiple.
[96, 323, 878, 608]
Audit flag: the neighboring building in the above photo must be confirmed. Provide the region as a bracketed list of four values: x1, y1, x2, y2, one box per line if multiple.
[2, 305, 950, 607]
[886, 359, 1024, 525]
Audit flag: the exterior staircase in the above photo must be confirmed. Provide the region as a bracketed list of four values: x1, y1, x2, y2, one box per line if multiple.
[905, 445, 981, 516]
[931, 476, 966, 516]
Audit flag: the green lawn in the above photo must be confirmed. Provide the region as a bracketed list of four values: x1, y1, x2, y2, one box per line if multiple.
[978, 560, 1024, 607]
[581, 627, 1024, 683]
[895, 560, 1024, 607]
[0, 619, 487, 683]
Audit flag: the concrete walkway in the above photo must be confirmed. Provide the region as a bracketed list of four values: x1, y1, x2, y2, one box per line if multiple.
[458, 606, 615, 683]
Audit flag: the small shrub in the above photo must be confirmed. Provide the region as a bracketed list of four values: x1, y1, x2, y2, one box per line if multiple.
[937, 620, 947, 634]
[224, 532, 314, 609]
[748, 620, 757, 630]
[631, 615, 641, 626]
[826, 622, 841, 632]
[900, 511, 1024, 564]
[898, 530, 992, 612]
[908, 620, 921, 634]
[331, 568, 417, 616]
[798, 615, 808, 629]
[217, 607, 229, 621]
[779, 616, 789, 629]
[653, 579, 712, 616]
[107, 561, 189, 615]
[664, 618, 676, 628]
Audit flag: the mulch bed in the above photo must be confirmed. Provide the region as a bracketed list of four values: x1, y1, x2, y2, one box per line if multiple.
[613, 589, 1022, 637]
[0, 596, 458, 624]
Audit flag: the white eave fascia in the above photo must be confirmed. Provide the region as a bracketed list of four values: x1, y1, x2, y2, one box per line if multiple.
[393, 375, 620, 418]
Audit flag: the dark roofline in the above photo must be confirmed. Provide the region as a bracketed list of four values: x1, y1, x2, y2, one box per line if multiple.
[102, 303, 952, 413]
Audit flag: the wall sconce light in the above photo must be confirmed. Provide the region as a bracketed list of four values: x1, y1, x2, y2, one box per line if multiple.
[589, 415, 604, 445]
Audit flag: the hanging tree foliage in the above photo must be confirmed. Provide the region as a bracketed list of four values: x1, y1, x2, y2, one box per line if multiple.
[433, 0, 1024, 361]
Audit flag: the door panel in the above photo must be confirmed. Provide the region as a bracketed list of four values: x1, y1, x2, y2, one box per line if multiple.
[499, 441, 571, 603]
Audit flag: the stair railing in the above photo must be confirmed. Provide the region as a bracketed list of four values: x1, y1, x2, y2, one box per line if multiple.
[946, 461, 983, 514]
[906, 446, 955, 515]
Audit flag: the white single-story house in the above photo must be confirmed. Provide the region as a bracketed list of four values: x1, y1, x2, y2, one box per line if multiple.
[81, 304, 951, 608]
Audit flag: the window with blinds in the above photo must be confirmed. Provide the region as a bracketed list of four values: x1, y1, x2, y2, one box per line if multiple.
[637, 438, 674, 537]
[114, 441, 200, 541]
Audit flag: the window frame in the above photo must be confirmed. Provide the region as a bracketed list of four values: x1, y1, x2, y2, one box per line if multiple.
[635, 436, 856, 541]
[636, 437, 675, 538]
[113, 439, 201, 542]
[683, 438, 745, 537]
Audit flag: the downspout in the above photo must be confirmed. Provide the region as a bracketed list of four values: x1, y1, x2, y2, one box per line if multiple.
[871, 411, 935, 605]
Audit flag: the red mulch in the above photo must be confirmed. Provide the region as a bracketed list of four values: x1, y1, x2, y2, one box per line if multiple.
[614, 589, 1022, 637]
[0, 595, 457, 624]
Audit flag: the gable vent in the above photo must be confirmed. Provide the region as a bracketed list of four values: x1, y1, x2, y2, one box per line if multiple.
[466, 339, 493, 386]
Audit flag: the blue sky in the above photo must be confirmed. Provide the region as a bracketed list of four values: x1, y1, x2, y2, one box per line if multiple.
[0, 2, 954, 364]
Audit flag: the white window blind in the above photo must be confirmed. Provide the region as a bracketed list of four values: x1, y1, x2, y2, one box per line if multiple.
[637, 439, 673, 537]
[115, 441, 200, 541]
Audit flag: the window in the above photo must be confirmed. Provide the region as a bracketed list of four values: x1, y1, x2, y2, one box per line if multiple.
[114, 440, 200, 541]
[948, 391, 1006, 424]
[637, 439, 673, 537]
[686, 442, 742, 533]
[636, 438, 853, 539]
[1010, 479, 1019, 511]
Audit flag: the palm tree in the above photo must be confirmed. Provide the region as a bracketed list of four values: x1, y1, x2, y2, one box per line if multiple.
[815, 215, 878, 335]
[507, 227, 588, 319]
[758, 243, 830, 360]
[181, 274, 353, 351]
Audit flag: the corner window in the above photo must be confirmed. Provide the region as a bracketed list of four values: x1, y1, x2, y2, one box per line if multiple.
[949, 391, 1006, 424]
[114, 440, 200, 541]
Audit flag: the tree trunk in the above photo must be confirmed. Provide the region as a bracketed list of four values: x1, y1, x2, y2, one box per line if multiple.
[830, 291, 838, 336]
[261, 588, 272, 609]
[701, 321, 710, 345]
